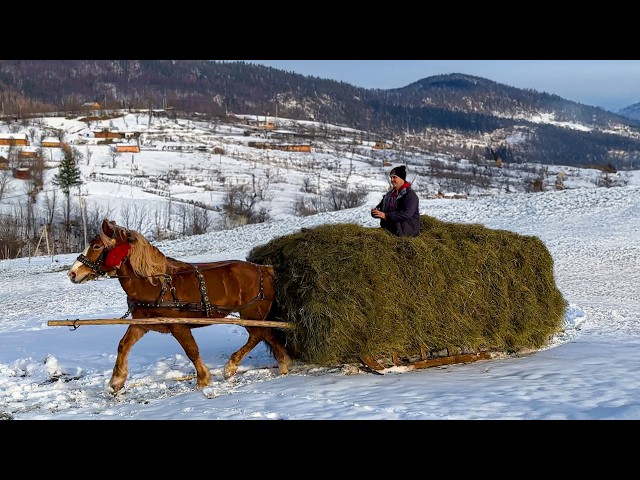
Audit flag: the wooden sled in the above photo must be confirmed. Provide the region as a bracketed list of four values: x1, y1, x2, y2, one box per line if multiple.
[359, 346, 531, 372]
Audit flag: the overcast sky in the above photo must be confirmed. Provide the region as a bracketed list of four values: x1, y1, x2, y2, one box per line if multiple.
[237, 60, 640, 113]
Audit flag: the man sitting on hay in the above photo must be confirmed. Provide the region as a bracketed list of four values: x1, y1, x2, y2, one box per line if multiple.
[371, 165, 421, 237]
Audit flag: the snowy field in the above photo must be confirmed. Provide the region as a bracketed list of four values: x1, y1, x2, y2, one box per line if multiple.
[1, 181, 640, 420]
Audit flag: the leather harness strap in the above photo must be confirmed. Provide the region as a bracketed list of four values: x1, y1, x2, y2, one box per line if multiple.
[76, 239, 272, 318]
[126, 265, 269, 317]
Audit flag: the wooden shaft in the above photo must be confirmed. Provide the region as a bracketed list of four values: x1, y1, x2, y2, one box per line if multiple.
[47, 317, 295, 329]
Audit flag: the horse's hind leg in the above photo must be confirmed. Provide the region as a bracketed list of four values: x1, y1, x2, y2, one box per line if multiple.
[262, 328, 293, 375]
[224, 326, 264, 379]
[169, 324, 211, 389]
[110, 325, 147, 394]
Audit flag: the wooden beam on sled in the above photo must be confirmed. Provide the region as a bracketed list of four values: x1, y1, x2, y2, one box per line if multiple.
[412, 351, 492, 369]
[47, 317, 296, 329]
[360, 351, 493, 371]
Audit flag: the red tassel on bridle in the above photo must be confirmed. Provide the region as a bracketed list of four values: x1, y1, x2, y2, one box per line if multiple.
[104, 243, 130, 270]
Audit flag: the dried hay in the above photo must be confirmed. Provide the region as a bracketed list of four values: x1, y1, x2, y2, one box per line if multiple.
[247, 215, 567, 366]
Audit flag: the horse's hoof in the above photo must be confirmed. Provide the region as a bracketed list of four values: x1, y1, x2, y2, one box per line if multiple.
[109, 377, 125, 394]
[108, 384, 124, 396]
[278, 356, 293, 375]
[278, 360, 291, 375]
[196, 375, 211, 390]
[223, 362, 238, 379]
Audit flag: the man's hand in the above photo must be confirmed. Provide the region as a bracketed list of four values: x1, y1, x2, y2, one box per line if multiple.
[371, 208, 386, 220]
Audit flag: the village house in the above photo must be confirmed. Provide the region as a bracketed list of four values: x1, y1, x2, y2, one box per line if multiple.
[41, 137, 61, 148]
[81, 102, 101, 110]
[93, 128, 124, 140]
[114, 143, 140, 153]
[18, 146, 39, 158]
[0, 132, 29, 146]
[247, 141, 312, 152]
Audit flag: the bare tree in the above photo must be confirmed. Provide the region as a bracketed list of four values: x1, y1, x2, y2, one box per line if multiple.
[0, 214, 24, 259]
[251, 172, 271, 201]
[26, 150, 46, 201]
[301, 176, 316, 194]
[0, 172, 15, 200]
[151, 206, 174, 241]
[41, 190, 58, 228]
[189, 204, 212, 235]
[293, 195, 323, 216]
[85, 145, 93, 166]
[85, 201, 116, 240]
[7, 143, 20, 170]
[120, 203, 150, 234]
[221, 182, 270, 227]
[323, 185, 369, 211]
[109, 147, 120, 168]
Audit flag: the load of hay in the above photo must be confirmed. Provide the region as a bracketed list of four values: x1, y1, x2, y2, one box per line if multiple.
[246, 215, 567, 366]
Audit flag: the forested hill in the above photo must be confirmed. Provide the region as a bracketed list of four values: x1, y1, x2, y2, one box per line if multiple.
[1, 60, 640, 169]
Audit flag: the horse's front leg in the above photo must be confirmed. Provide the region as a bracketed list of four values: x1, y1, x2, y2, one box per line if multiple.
[110, 325, 147, 394]
[169, 324, 211, 389]
[224, 326, 264, 379]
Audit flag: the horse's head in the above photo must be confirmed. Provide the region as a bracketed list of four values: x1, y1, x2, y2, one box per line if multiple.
[68, 219, 133, 284]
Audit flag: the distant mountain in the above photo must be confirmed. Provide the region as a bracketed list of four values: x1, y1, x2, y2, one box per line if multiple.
[618, 102, 640, 121]
[1, 60, 640, 170]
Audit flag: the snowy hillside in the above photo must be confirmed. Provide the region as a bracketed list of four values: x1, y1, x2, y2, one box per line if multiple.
[2, 110, 640, 420]
[1, 180, 640, 419]
[1, 110, 634, 250]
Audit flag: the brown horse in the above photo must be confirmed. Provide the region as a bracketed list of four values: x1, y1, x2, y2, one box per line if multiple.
[67, 219, 292, 394]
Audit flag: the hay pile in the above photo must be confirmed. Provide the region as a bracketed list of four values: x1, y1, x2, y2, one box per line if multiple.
[247, 215, 567, 366]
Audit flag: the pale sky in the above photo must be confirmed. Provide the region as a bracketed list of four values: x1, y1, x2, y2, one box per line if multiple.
[238, 60, 640, 112]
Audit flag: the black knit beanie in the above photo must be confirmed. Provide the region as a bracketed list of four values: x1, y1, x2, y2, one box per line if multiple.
[390, 165, 406, 181]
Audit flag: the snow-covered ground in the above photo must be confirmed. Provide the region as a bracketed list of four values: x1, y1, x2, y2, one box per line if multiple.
[1, 181, 640, 420]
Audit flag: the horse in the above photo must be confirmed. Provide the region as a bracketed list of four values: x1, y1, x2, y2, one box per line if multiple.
[67, 218, 292, 394]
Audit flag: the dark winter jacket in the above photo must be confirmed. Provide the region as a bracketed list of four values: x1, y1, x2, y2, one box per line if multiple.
[373, 183, 420, 237]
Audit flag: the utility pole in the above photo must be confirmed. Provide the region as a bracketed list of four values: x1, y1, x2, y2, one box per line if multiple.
[79, 189, 87, 247]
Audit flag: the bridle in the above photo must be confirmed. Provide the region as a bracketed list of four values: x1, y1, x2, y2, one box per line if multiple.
[75, 246, 111, 277]
[75, 226, 128, 278]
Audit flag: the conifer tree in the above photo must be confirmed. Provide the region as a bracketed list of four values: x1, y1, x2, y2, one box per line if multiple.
[53, 143, 83, 240]
[53, 143, 82, 195]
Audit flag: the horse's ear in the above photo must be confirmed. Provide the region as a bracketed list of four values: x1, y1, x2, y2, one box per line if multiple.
[100, 219, 118, 247]
[102, 219, 117, 236]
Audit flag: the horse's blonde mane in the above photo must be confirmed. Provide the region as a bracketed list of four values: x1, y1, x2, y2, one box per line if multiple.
[127, 230, 167, 285]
